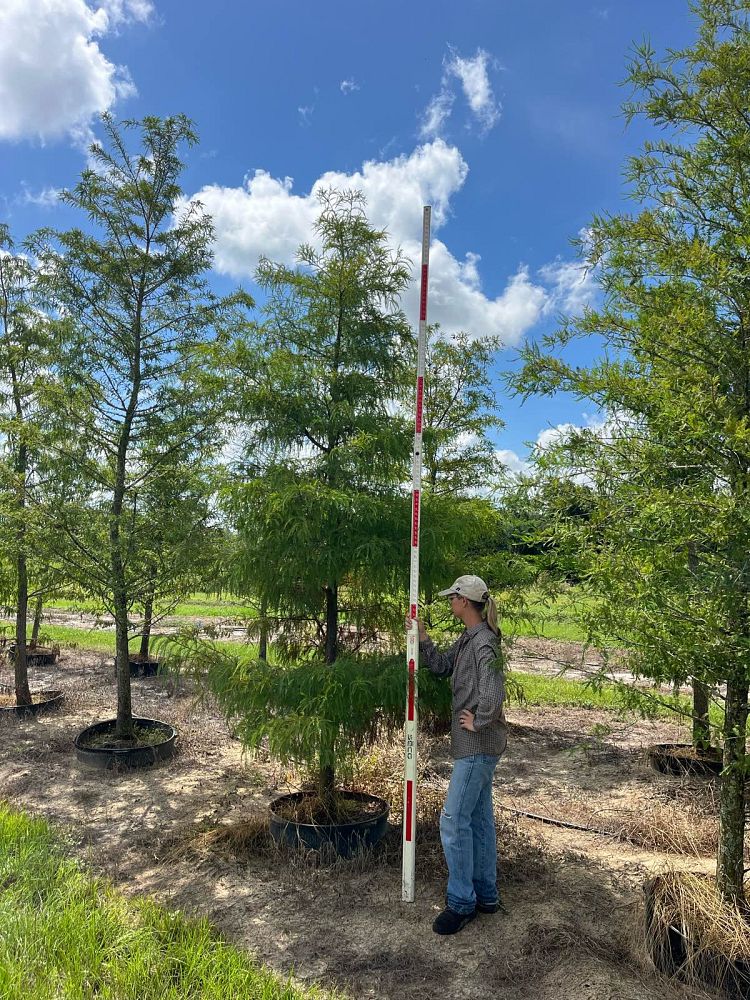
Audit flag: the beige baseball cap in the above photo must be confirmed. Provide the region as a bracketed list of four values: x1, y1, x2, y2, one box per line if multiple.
[437, 575, 490, 602]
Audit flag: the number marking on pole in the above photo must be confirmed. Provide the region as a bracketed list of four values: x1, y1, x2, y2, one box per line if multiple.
[402, 205, 431, 903]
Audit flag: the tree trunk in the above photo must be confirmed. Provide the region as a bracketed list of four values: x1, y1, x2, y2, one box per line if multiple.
[258, 598, 268, 661]
[324, 583, 338, 666]
[139, 570, 156, 660]
[111, 469, 134, 740]
[319, 764, 335, 806]
[319, 582, 338, 804]
[425, 586, 434, 629]
[716, 676, 748, 909]
[692, 678, 712, 753]
[686, 544, 712, 752]
[113, 589, 133, 739]
[14, 550, 31, 708]
[31, 595, 43, 646]
[14, 440, 31, 707]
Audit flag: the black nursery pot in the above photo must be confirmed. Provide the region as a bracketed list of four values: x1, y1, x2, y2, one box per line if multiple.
[644, 876, 750, 998]
[75, 717, 176, 770]
[129, 658, 160, 677]
[647, 742, 723, 777]
[111, 658, 161, 678]
[269, 790, 390, 858]
[0, 684, 64, 717]
[7, 644, 58, 667]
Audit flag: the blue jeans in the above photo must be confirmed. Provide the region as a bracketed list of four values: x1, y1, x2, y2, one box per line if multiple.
[440, 754, 499, 915]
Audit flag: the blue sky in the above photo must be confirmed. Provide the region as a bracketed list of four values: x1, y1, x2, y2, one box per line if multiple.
[1, 0, 696, 472]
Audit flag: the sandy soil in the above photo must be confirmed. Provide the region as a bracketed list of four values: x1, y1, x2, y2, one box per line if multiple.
[0, 649, 730, 1000]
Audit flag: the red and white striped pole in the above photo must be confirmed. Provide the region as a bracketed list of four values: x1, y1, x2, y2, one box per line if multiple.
[402, 205, 431, 903]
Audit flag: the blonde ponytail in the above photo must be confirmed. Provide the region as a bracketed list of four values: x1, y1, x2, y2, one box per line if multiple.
[484, 595, 499, 636]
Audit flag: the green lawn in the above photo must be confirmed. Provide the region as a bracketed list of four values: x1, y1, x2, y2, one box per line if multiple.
[507, 669, 687, 719]
[14, 620, 699, 726]
[2, 625, 262, 660]
[0, 805, 340, 1000]
[38, 587, 597, 641]
[39, 592, 259, 620]
[502, 588, 602, 643]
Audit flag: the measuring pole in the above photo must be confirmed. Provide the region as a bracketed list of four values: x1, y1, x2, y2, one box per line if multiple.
[402, 205, 431, 903]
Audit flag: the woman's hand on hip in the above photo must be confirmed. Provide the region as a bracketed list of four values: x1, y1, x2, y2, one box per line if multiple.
[458, 710, 476, 732]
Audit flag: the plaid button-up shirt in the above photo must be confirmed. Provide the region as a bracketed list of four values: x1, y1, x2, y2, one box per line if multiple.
[420, 621, 507, 759]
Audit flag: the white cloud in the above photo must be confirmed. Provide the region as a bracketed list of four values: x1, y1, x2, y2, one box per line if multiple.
[100, 0, 153, 25]
[340, 78, 359, 95]
[445, 48, 500, 135]
[540, 257, 598, 316]
[420, 91, 455, 140]
[535, 422, 580, 453]
[0, 0, 150, 143]
[495, 448, 530, 478]
[188, 170, 318, 275]
[298, 105, 314, 126]
[20, 184, 62, 207]
[184, 139, 557, 345]
[419, 46, 501, 139]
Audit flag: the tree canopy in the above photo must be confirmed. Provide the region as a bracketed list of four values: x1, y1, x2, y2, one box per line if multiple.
[514, 0, 750, 907]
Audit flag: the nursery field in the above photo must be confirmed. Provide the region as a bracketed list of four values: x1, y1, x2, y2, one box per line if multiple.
[0, 646, 735, 1000]
[15, 584, 598, 645]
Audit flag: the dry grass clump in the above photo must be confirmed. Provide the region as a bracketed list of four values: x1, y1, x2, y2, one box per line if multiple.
[594, 800, 718, 857]
[196, 814, 278, 859]
[514, 785, 719, 858]
[646, 871, 750, 994]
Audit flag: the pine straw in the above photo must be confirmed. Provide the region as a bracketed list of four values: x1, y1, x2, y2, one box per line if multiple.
[648, 872, 750, 962]
[160, 738, 552, 884]
[514, 785, 720, 858]
[591, 800, 718, 857]
[646, 872, 750, 994]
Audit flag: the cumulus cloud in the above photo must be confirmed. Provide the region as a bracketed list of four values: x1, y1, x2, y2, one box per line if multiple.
[340, 78, 359, 95]
[535, 422, 581, 453]
[184, 139, 557, 345]
[495, 448, 531, 478]
[420, 46, 501, 139]
[0, 0, 151, 143]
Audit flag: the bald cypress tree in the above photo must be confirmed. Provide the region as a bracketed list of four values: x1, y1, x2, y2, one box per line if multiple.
[515, 0, 750, 907]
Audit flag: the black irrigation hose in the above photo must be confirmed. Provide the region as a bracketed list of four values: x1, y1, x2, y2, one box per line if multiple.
[499, 804, 622, 841]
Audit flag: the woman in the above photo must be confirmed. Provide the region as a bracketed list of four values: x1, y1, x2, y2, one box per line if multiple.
[406, 574, 506, 935]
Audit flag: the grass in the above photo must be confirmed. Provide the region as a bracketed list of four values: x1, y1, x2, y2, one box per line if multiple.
[1, 593, 731, 733]
[0, 621, 702, 727]
[40, 587, 594, 639]
[502, 588, 602, 643]
[0, 804, 341, 1000]
[0, 625, 263, 661]
[507, 669, 695, 721]
[507, 671, 634, 711]
[38, 592, 259, 620]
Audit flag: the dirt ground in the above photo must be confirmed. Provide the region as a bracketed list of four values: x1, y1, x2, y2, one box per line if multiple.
[0, 648, 733, 1000]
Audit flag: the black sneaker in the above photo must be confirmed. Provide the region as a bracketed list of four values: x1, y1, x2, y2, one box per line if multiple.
[476, 899, 504, 914]
[432, 907, 477, 935]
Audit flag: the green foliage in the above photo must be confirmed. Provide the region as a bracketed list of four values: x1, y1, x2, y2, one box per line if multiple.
[414, 326, 504, 497]
[31, 113, 251, 735]
[0, 224, 70, 703]
[512, 0, 750, 905]
[159, 633, 452, 786]
[0, 804, 338, 1000]
[226, 190, 414, 666]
